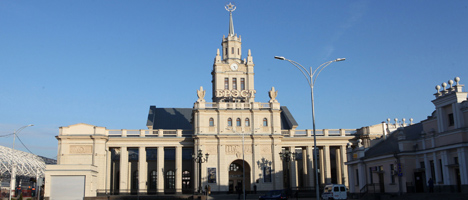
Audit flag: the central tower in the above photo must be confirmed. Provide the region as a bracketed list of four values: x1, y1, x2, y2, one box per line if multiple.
[212, 3, 256, 103]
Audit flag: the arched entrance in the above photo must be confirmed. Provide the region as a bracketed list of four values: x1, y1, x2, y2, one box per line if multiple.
[229, 159, 251, 193]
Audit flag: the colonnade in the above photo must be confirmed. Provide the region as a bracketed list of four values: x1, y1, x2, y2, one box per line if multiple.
[284, 145, 349, 189]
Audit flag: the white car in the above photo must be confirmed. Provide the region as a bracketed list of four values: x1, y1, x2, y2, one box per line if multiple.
[321, 184, 347, 200]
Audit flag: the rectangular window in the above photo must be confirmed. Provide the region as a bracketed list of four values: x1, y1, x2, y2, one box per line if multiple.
[263, 167, 272, 182]
[439, 159, 444, 182]
[232, 78, 237, 90]
[420, 162, 425, 168]
[390, 164, 395, 184]
[430, 160, 435, 181]
[448, 113, 454, 126]
[231, 47, 234, 54]
[225, 48, 227, 55]
[224, 78, 229, 89]
[240, 78, 245, 90]
[369, 167, 373, 184]
[454, 157, 459, 164]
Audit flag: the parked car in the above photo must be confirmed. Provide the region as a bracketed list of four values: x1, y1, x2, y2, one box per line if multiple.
[259, 189, 288, 200]
[321, 184, 347, 200]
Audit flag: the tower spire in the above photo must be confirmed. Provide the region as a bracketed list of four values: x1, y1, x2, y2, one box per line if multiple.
[225, 3, 236, 37]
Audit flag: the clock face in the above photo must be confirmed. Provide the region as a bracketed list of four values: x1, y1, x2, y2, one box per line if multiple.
[230, 63, 238, 71]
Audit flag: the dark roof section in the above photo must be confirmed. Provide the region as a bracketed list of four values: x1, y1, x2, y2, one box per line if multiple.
[364, 123, 423, 158]
[147, 106, 193, 130]
[147, 105, 298, 130]
[280, 106, 298, 130]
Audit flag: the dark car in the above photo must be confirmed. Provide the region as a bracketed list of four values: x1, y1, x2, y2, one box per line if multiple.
[259, 190, 288, 200]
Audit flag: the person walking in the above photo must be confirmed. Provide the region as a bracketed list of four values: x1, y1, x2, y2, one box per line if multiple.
[428, 178, 434, 193]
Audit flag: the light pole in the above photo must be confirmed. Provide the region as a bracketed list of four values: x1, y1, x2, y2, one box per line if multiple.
[275, 56, 345, 200]
[9, 124, 34, 200]
[192, 149, 209, 194]
[279, 149, 296, 194]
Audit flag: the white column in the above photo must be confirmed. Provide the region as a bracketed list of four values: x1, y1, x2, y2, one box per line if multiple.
[424, 154, 431, 180]
[441, 151, 451, 184]
[273, 143, 283, 189]
[302, 148, 308, 187]
[106, 148, 112, 193]
[457, 148, 468, 184]
[120, 147, 129, 193]
[176, 146, 182, 194]
[157, 146, 164, 194]
[139, 147, 147, 193]
[289, 147, 297, 188]
[218, 142, 228, 191]
[324, 145, 332, 184]
[341, 145, 349, 187]
[306, 146, 314, 187]
[336, 148, 342, 184]
[319, 147, 325, 185]
[433, 152, 441, 184]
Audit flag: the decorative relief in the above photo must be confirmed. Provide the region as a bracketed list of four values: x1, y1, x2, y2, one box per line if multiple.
[70, 145, 92, 154]
[225, 145, 252, 155]
[260, 145, 271, 154]
[206, 146, 217, 155]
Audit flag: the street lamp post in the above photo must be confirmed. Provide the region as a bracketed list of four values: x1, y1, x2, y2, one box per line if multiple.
[9, 124, 34, 200]
[192, 149, 209, 194]
[279, 149, 296, 194]
[275, 56, 345, 200]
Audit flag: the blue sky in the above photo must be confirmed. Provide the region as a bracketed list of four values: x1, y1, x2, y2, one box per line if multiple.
[1, 0, 467, 158]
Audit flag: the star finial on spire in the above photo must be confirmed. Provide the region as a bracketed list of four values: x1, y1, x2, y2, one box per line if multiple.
[225, 3, 236, 37]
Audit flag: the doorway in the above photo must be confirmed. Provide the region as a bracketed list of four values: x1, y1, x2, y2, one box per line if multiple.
[414, 172, 424, 193]
[228, 160, 251, 193]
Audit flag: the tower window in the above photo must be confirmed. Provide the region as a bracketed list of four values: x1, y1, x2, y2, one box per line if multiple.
[236, 118, 241, 126]
[263, 118, 268, 126]
[233, 78, 237, 90]
[240, 78, 245, 90]
[231, 47, 234, 54]
[225, 78, 229, 89]
[238, 48, 240, 55]
[225, 48, 227, 55]
[209, 118, 214, 127]
[448, 113, 454, 126]
[228, 118, 232, 127]
[245, 118, 250, 126]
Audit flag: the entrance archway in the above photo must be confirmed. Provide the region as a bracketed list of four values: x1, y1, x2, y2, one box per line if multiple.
[229, 159, 251, 193]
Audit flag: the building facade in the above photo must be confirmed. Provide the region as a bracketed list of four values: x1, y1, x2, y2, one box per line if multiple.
[44, 5, 359, 199]
[346, 77, 468, 197]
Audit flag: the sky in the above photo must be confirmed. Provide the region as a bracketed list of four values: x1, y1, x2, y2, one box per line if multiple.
[1, 0, 467, 159]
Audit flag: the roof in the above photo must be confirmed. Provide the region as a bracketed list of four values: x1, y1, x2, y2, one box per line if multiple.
[146, 105, 298, 130]
[147, 106, 193, 129]
[364, 123, 423, 158]
[280, 106, 298, 130]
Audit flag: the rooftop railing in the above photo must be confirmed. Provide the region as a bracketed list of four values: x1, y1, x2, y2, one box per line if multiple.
[100, 128, 357, 138]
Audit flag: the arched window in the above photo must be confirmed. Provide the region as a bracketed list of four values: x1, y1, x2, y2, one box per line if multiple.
[263, 118, 268, 126]
[245, 118, 250, 126]
[236, 118, 241, 126]
[228, 118, 232, 127]
[166, 170, 175, 189]
[209, 118, 214, 127]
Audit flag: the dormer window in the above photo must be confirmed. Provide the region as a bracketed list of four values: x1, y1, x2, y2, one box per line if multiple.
[448, 113, 454, 126]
